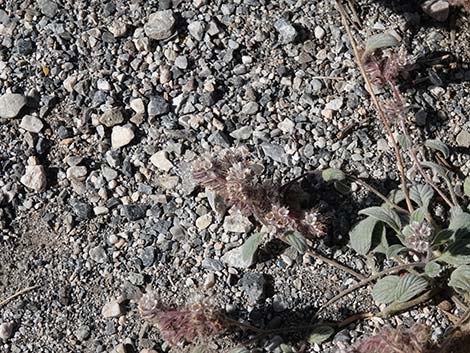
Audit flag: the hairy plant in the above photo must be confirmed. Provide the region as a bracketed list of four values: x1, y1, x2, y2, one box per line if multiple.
[343, 324, 470, 353]
[343, 324, 430, 353]
[138, 291, 227, 346]
[193, 147, 326, 257]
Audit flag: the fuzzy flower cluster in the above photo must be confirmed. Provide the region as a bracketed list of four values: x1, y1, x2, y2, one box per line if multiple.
[193, 148, 326, 238]
[405, 221, 433, 254]
[344, 325, 430, 353]
[138, 291, 226, 346]
[363, 46, 411, 87]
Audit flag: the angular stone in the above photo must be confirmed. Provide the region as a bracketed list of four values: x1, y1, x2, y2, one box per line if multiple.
[150, 151, 173, 171]
[19, 115, 43, 133]
[102, 301, 122, 318]
[188, 21, 205, 41]
[130, 98, 145, 114]
[148, 96, 169, 116]
[99, 108, 124, 127]
[37, 0, 58, 17]
[241, 101, 259, 115]
[111, 125, 134, 149]
[144, 11, 175, 40]
[66, 166, 87, 181]
[0, 322, 14, 340]
[196, 214, 212, 230]
[89, 245, 108, 263]
[21, 165, 47, 192]
[456, 129, 470, 147]
[274, 18, 297, 44]
[421, 0, 449, 22]
[0, 93, 27, 119]
[241, 272, 266, 303]
[122, 204, 147, 221]
[223, 213, 253, 233]
[230, 126, 252, 140]
[222, 245, 255, 268]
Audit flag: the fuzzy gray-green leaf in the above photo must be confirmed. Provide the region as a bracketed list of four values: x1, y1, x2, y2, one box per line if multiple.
[386, 244, 406, 259]
[227, 347, 250, 353]
[284, 231, 308, 254]
[365, 32, 400, 54]
[424, 261, 442, 278]
[322, 168, 345, 182]
[464, 177, 470, 198]
[350, 217, 377, 255]
[241, 232, 264, 264]
[410, 208, 426, 223]
[425, 139, 450, 158]
[409, 184, 434, 210]
[395, 274, 428, 303]
[372, 276, 400, 304]
[439, 239, 470, 265]
[448, 207, 470, 236]
[307, 325, 335, 344]
[397, 134, 411, 149]
[449, 265, 470, 297]
[359, 207, 401, 234]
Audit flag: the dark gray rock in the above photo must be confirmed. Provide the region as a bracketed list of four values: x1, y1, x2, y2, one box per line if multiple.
[148, 96, 170, 116]
[71, 200, 93, 220]
[241, 272, 266, 303]
[122, 204, 147, 221]
[140, 246, 155, 267]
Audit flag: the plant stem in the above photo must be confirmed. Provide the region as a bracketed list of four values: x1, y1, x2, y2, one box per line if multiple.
[377, 288, 438, 317]
[335, 0, 414, 214]
[398, 117, 455, 208]
[279, 170, 408, 214]
[346, 175, 409, 214]
[313, 262, 426, 319]
[306, 250, 366, 281]
[0, 285, 41, 308]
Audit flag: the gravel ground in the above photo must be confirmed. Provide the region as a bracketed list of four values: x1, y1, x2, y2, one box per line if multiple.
[0, 0, 469, 352]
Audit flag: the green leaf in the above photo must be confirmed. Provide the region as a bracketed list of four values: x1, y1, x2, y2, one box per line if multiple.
[409, 184, 434, 210]
[241, 232, 264, 264]
[433, 229, 453, 246]
[227, 348, 250, 353]
[420, 161, 449, 179]
[424, 139, 450, 159]
[410, 208, 426, 223]
[386, 244, 406, 259]
[284, 231, 308, 254]
[334, 180, 350, 194]
[448, 207, 470, 235]
[449, 265, 470, 296]
[388, 189, 405, 204]
[350, 217, 378, 255]
[395, 274, 428, 303]
[402, 225, 414, 238]
[464, 177, 470, 197]
[307, 325, 335, 344]
[359, 207, 401, 234]
[424, 261, 442, 278]
[280, 344, 295, 353]
[397, 134, 411, 149]
[374, 223, 389, 253]
[439, 239, 470, 265]
[365, 32, 400, 55]
[322, 168, 345, 182]
[372, 276, 401, 304]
